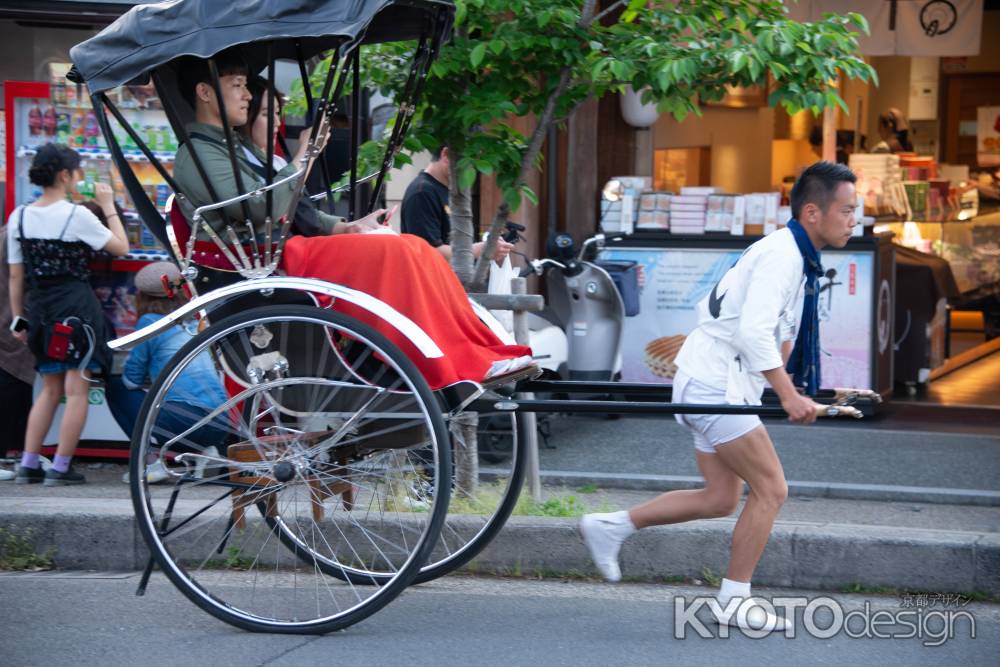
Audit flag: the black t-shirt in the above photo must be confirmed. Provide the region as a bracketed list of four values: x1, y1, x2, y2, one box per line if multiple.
[401, 171, 450, 247]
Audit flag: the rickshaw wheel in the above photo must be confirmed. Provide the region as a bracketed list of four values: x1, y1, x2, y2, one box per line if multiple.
[272, 409, 528, 585]
[128, 305, 450, 634]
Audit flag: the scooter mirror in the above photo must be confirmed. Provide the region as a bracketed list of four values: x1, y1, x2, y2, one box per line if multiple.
[547, 233, 576, 262]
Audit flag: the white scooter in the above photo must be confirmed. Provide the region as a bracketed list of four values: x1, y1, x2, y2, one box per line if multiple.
[521, 232, 627, 382]
[476, 230, 629, 463]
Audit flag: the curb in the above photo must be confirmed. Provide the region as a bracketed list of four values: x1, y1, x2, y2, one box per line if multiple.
[468, 517, 999, 595]
[1, 500, 997, 595]
[511, 469, 1000, 507]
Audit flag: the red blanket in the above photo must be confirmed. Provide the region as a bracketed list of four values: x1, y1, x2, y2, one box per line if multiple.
[282, 233, 530, 390]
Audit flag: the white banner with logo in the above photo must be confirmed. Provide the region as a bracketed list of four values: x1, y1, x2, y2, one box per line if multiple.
[788, 0, 983, 57]
[895, 0, 983, 56]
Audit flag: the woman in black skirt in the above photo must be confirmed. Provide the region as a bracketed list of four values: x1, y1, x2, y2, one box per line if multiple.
[6, 143, 129, 485]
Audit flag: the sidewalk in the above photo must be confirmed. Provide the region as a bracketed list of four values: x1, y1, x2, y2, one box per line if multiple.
[1, 463, 997, 596]
[533, 414, 1000, 505]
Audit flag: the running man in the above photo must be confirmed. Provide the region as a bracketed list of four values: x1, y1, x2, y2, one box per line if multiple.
[580, 161, 858, 631]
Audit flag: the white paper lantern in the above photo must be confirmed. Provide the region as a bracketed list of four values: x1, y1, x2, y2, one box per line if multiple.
[620, 86, 659, 128]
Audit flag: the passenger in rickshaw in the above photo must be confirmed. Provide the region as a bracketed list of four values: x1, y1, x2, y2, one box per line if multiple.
[171, 54, 533, 390]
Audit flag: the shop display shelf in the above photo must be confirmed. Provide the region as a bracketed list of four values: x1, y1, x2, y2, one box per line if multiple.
[16, 145, 175, 164]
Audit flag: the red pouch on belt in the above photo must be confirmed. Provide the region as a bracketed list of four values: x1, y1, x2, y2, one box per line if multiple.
[47, 321, 75, 361]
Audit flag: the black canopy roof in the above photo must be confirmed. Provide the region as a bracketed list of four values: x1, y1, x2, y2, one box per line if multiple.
[69, 0, 454, 93]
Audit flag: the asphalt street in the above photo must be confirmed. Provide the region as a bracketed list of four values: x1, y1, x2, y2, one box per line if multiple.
[537, 415, 1000, 492]
[1, 572, 996, 666]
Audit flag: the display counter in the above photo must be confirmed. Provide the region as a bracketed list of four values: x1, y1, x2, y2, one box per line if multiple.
[876, 205, 1000, 296]
[597, 231, 895, 397]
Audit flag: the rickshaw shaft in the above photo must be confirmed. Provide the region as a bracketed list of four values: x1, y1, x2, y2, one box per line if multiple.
[520, 380, 844, 401]
[470, 398, 790, 417]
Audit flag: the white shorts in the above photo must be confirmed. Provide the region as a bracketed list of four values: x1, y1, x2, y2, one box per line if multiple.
[672, 370, 762, 454]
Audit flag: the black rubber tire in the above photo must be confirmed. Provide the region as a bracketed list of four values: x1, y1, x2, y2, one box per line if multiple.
[129, 304, 451, 634]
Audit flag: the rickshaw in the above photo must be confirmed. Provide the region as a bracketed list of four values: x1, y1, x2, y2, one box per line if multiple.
[68, 0, 878, 635]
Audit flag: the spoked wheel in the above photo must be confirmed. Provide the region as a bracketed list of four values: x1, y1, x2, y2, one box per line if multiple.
[271, 405, 527, 586]
[129, 305, 451, 634]
[410, 409, 527, 584]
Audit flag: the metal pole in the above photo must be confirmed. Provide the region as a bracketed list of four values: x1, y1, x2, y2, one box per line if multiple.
[511, 277, 542, 501]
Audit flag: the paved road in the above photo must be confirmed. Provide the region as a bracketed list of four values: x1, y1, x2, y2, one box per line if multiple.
[2, 572, 996, 666]
[537, 415, 1000, 492]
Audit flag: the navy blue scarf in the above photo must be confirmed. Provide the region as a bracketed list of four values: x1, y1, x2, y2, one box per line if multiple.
[785, 218, 823, 395]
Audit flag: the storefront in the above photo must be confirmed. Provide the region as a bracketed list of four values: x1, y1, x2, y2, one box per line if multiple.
[1, 1, 146, 451]
[534, 0, 1000, 407]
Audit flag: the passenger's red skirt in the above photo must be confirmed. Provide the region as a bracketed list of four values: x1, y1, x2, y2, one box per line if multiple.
[281, 233, 530, 390]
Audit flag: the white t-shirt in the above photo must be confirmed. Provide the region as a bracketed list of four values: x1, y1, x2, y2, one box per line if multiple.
[673, 227, 806, 405]
[6, 200, 112, 264]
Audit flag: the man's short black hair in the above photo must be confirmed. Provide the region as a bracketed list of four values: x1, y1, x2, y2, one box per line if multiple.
[790, 160, 857, 219]
[429, 144, 446, 161]
[176, 50, 250, 110]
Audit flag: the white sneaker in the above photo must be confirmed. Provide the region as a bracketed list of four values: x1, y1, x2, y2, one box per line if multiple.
[122, 459, 170, 484]
[0, 467, 15, 481]
[580, 511, 635, 582]
[193, 446, 220, 480]
[485, 355, 535, 380]
[712, 597, 789, 633]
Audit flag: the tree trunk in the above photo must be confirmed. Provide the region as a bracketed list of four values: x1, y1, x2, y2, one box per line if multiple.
[449, 411, 480, 499]
[448, 148, 476, 287]
[469, 0, 603, 290]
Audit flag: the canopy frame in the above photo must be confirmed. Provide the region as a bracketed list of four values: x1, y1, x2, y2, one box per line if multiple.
[71, 0, 453, 283]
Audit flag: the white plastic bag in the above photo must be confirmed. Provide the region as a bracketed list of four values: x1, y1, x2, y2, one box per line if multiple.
[487, 256, 516, 333]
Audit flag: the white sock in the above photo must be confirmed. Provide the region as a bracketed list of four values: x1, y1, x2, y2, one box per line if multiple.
[603, 510, 637, 539]
[714, 578, 787, 632]
[717, 578, 751, 606]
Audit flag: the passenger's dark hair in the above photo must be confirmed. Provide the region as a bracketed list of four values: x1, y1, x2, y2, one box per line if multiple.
[430, 144, 446, 161]
[28, 143, 81, 187]
[176, 50, 250, 109]
[790, 161, 857, 220]
[239, 75, 285, 143]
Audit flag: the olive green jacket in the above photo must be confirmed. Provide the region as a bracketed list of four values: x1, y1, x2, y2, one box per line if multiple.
[173, 122, 340, 240]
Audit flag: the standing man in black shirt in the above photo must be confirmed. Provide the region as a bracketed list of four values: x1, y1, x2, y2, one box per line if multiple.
[401, 146, 513, 263]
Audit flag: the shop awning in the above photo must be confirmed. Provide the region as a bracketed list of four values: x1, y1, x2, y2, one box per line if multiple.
[69, 0, 454, 94]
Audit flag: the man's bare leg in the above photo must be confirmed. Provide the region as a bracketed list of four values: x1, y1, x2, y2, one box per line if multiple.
[628, 450, 743, 528]
[581, 447, 743, 582]
[713, 425, 788, 582]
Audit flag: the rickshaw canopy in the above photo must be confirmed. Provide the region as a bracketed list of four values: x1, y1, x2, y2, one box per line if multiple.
[69, 0, 454, 92]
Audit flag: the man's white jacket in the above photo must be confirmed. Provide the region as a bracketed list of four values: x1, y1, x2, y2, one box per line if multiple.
[674, 227, 807, 405]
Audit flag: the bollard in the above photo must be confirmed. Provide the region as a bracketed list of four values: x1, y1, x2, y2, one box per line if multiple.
[511, 277, 542, 502]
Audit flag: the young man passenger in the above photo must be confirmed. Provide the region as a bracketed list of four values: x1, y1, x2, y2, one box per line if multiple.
[580, 161, 858, 631]
[172, 53, 387, 240]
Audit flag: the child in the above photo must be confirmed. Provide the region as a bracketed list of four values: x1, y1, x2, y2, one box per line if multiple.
[106, 261, 228, 482]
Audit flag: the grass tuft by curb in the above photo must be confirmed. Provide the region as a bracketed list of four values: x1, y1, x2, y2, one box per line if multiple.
[0, 526, 55, 571]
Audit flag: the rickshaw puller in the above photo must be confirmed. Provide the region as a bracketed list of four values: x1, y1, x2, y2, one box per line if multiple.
[581, 161, 859, 633]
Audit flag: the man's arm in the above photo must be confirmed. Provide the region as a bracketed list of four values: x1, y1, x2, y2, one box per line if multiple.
[763, 364, 818, 424]
[436, 239, 513, 264]
[735, 258, 820, 424]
